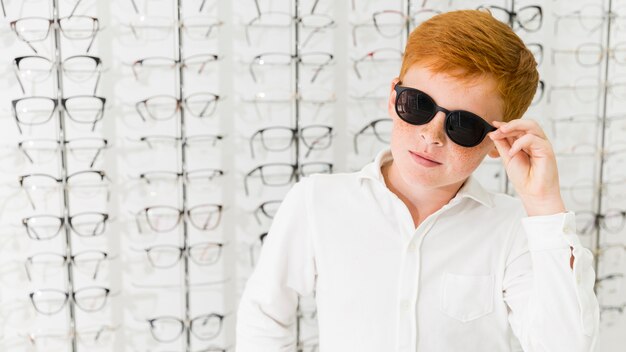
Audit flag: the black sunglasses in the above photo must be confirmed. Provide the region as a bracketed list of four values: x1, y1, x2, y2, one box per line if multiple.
[394, 84, 497, 147]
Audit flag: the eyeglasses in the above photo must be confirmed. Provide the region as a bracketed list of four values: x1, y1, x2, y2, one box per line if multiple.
[147, 313, 225, 342]
[562, 178, 626, 206]
[23, 324, 117, 348]
[10, 16, 100, 54]
[249, 52, 333, 84]
[12, 95, 106, 134]
[19, 170, 110, 210]
[243, 89, 336, 105]
[135, 93, 221, 121]
[249, 125, 333, 158]
[125, 15, 223, 41]
[551, 42, 626, 67]
[138, 134, 225, 150]
[477, 5, 543, 32]
[25, 250, 113, 281]
[13, 55, 102, 95]
[245, 11, 334, 48]
[353, 118, 391, 154]
[129, 0, 217, 14]
[349, 82, 389, 103]
[141, 241, 225, 269]
[351, 10, 409, 46]
[135, 204, 223, 233]
[576, 209, 626, 235]
[353, 48, 403, 80]
[554, 141, 626, 158]
[554, 5, 626, 35]
[66, 138, 109, 168]
[138, 169, 225, 185]
[411, 8, 442, 25]
[394, 84, 496, 147]
[29, 286, 112, 315]
[243, 89, 336, 120]
[22, 212, 110, 240]
[547, 77, 626, 103]
[244, 162, 333, 196]
[547, 114, 609, 138]
[131, 53, 219, 80]
[254, 200, 282, 225]
[18, 138, 108, 168]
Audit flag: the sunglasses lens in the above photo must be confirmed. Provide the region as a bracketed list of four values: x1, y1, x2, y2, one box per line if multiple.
[446, 111, 488, 147]
[396, 89, 435, 125]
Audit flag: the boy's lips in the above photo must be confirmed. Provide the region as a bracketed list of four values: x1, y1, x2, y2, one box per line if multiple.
[409, 150, 442, 165]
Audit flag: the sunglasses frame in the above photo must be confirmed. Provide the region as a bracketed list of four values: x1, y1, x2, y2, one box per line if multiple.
[394, 84, 497, 147]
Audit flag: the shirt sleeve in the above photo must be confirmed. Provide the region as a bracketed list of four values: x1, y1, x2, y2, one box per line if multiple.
[503, 210, 600, 352]
[236, 178, 317, 352]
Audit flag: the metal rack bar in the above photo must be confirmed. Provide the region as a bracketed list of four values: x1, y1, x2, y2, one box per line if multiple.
[173, 0, 192, 350]
[293, 0, 303, 347]
[52, 0, 78, 350]
[592, 0, 614, 282]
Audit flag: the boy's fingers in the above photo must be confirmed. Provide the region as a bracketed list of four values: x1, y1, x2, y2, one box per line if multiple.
[489, 133, 512, 164]
[493, 119, 547, 139]
[509, 133, 553, 158]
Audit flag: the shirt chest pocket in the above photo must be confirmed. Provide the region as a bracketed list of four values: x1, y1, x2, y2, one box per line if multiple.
[440, 272, 495, 323]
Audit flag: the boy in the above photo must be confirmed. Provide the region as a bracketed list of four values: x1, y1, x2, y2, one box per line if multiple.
[236, 10, 599, 352]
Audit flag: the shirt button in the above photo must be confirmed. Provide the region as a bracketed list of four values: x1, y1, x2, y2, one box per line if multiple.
[408, 243, 416, 251]
[400, 300, 410, 311]
[563, 225, 574, 234]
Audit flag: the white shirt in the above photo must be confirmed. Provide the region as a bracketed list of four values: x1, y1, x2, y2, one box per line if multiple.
[236, 148, 600, 352]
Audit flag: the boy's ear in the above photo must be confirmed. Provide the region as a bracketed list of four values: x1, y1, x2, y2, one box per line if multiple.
[388, 77, 400, 117]
[487, 144, 500, 158]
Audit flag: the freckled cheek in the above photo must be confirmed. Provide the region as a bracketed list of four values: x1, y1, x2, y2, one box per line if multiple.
[392, 119, 419, 139]
[448, 146, 484, 172]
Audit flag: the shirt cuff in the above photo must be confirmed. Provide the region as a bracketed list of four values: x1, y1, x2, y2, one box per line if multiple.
[521, 211, 581, 251]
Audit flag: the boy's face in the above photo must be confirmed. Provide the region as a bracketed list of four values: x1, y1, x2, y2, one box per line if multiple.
[386, 64, 503, 190]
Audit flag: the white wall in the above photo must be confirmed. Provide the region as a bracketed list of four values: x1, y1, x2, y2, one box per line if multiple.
[0, 0, 623, 351]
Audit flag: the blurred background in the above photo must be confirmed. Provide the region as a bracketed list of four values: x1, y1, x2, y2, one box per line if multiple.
[0, 0, 623, 351]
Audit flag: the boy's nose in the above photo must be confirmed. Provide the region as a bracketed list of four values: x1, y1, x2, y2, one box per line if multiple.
[419, 112, 446, 146]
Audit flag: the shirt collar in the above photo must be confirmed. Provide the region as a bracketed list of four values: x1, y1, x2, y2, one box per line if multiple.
[357, 147, 495, 208]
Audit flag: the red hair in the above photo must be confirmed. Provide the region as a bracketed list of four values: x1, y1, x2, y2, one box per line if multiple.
[400, 10, 539, 122]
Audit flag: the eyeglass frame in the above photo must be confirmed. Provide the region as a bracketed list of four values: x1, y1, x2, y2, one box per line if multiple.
[22, 212, 110, 240]
[12, 95, 106, 134]
[10, 15, 100, 54]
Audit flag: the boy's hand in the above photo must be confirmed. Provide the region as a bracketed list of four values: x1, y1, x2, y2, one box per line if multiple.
[488, 119, 566, 217]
